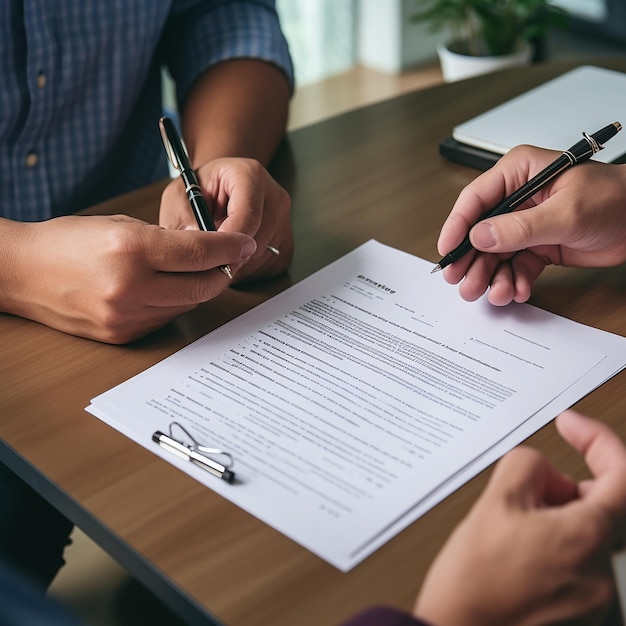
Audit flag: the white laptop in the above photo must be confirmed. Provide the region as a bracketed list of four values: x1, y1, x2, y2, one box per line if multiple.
[451, 65, 626, 164]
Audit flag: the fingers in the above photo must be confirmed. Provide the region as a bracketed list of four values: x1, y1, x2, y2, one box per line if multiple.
[437, 146, 556, 256]
[507, 250, 547, 302]
[469, 199, 573, 255]
[437, 207, 481, 259]
[437, 146, 561, 302]
[484, 445, 578, 509]
[96, 224, 258, 311]
[439, 148, 626, 298]
[449, 249, 546, 305]
[472, 411, 626, 520]
[160, 158, 287, 235]
[141, 226, 257, 273]
[159, 177, 199, 231]
[158, 158, 292, 280]
[205, 159, 292, 266]
[209, 159, 268, 236]
[556, 410, 626, 520]
[484, 261, 515, 305]
[93, 303, 199, 345]
[137, 228, 258, 307]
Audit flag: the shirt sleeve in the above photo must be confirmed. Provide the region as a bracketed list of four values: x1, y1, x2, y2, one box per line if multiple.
[163, 0, 294, 108]
[342, 606, 435, 626]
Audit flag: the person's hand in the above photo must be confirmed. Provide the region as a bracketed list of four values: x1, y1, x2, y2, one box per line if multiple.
[437, 146, 626, 305]
[413, 410, 626, 626]
[0, 214, 257, 343]
[159, 157, 293, 283]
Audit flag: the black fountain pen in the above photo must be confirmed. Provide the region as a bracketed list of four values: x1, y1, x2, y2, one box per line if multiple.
[159, 116, 232, 278]
[432, 121, 622, 273]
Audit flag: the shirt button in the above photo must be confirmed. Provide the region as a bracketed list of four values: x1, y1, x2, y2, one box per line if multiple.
[25, 152, 39, 167]
[37, 72, 47, 89]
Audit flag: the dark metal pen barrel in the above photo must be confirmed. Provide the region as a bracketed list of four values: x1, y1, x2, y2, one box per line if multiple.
[432, 121, 622, 272]
[496, 121, 623, 217]
[566, 122, 620, 162]
[184, 179, 217, 231]
[589, 121, 622, 148]
[159, 117, 233, 278]
[489, 153, 572, 217]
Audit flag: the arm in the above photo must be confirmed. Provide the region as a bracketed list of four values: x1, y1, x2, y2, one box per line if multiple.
[0, 2, 292, 343]
[0, 79, 276, 344]
[182, 58, 290, 169]
[159, 0, 294, 282]
[438, 145, 626, 304]
[413, 410, 626, 626]
[0, 214, 256, 344]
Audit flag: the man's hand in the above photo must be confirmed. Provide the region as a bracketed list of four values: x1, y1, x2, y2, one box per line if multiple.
[414, 410, 626, 626]
[159, 157, 292, 283]
[0, 214, 256, 343]
[437, 146, 626, 304]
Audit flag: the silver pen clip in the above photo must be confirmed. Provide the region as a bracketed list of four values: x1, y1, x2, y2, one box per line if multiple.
[158, 116, 188, 173]
[152, 421, 235, 484]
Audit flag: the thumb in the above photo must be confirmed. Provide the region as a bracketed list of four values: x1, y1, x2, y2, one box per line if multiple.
[556, 410, 626, 518]
[484, 446, 578, 509]
[469, 202, 572, 253]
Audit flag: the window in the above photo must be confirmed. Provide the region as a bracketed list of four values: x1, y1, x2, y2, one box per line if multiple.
[276, 0, 356, 86]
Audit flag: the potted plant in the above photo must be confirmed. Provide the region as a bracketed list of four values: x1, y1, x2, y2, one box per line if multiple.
[411, 0, 569, 82]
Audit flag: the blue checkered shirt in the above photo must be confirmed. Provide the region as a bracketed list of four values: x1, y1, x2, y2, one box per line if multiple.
[0, 0, 293, 221]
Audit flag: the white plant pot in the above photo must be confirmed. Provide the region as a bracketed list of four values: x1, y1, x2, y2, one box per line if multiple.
[437, 42, 532, 83]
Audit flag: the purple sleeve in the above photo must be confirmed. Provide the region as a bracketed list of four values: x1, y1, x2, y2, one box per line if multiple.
[342, 606, 433, 626]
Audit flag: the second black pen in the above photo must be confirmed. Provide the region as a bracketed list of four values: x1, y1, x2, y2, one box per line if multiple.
[432, 121, 622, 273]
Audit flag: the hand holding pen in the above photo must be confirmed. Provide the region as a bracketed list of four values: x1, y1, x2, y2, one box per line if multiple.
[435, 123, 626, 305]
[433, 122, 621, 273]
[159, 116, 283, 280]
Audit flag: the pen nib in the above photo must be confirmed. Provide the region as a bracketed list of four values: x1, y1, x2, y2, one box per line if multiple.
[431, 264, 442, 274]
[221, 265, 233, 279]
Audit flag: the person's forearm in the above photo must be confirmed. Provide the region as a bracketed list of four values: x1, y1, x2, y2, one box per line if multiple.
[181, 59, 290, 169]
[0, 218, 32, 315]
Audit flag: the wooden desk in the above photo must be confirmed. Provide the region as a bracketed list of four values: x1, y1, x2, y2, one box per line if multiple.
[2, 59, 625, 626]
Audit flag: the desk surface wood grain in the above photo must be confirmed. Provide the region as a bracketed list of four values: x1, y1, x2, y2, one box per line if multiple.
[2, 58, 625, 626]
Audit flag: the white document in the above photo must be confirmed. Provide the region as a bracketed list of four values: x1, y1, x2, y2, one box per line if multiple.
[87, 240, 626, 571]
[453, 65, 626, 163]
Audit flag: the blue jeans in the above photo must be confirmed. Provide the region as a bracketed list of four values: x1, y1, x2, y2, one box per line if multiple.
[0, 461, 73, 588]
[0, 557, 82, 626]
